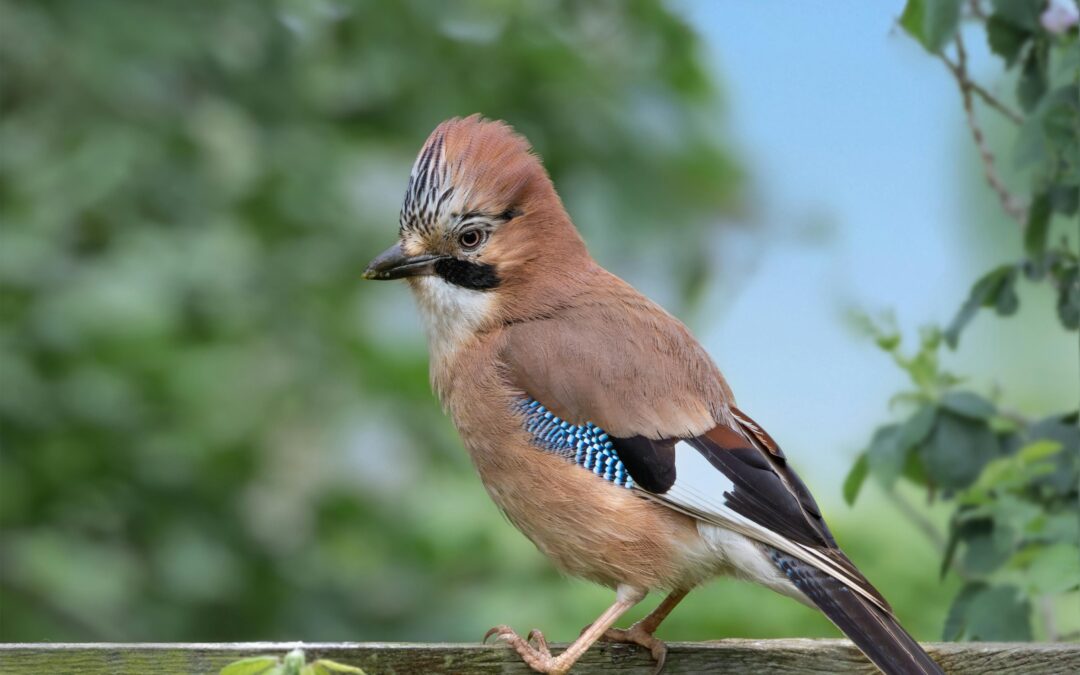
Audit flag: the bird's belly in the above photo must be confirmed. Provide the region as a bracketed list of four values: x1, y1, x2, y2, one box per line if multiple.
[472, 444, 718, 591]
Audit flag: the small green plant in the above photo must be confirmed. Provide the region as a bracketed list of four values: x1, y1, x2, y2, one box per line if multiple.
[220, 648, 365, 675]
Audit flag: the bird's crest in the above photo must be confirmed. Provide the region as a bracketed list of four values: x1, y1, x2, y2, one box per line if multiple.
[399, 115, 543, 235]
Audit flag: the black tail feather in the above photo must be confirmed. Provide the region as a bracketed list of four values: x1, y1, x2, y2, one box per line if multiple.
[768, 547, 945, 675]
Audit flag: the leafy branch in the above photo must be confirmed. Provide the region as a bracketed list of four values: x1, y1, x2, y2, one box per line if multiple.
[941, 31, 1028, 223]
[846, 0, 1080, 642]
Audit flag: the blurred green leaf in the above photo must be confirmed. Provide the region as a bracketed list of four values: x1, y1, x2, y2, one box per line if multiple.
[1023, 192, 1052, 259]
[309, 660, 366, 674]
[867, 424, 906, 489]
[944, 582, 1033, 641]
[943, 581, 987, 640]
[962, 526, 1013, 575]
[965, 584, 1033, 641]
[843, 452, 870, 505]
[945, 265, 1019, 348]
[902, 405, 939, 447]
[220, 657, 281, 675]
[283, 649, 305, 675]
[1016, 41, 1049, 113]
[901, 0, 961, 53]
[986, 14, 1030, 67]
[990, 0, 1044, 31]
[1017, 438, 1064, 463]
[1024, 544, 1080, 596]
[922, 412, 1000, 489]
[939, 392, 995, 421]
[1056, 264, 1080, 329]
[1014, 84, 1080, 173]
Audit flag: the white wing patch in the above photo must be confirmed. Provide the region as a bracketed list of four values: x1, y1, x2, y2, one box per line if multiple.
[639, 441, 888, 612]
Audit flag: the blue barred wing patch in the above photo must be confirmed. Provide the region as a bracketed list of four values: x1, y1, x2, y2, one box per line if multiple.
[515, 399, 635, 489]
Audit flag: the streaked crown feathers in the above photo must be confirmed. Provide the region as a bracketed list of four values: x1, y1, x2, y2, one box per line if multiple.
[399, 115, 547, 236]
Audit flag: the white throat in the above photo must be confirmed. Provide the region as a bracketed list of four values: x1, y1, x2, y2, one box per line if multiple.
[411, 276, 495, 364]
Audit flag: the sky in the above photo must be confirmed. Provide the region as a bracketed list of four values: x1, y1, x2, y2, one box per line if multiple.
[676, 1, 1078, 488]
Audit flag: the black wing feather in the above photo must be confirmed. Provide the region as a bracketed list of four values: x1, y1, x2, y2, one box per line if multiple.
[769, 547, 945, 675]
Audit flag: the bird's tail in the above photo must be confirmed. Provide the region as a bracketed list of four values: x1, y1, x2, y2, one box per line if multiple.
[768, 547, 945, 675]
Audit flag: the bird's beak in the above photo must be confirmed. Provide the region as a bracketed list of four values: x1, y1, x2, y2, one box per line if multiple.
[362, 243, 444, 280]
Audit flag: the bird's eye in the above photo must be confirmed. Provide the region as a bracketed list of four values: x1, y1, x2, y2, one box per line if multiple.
[458, 229, 485, 251]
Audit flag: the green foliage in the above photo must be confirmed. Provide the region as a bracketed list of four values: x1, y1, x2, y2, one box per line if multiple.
[220, 648, 364, 675]
[901, 0, 962, 53]
[847, 316, 1080, 640]
[943, 0, 1080, 343]
[0, 0, 743, 642]
[851, 2, 1080, 641]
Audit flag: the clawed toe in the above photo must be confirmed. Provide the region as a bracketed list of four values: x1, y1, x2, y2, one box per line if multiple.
[484, 624, 566, 674]
[600, 624, 668, 674]
[526, 628, 550, 653]
[483, 624, 515, 644]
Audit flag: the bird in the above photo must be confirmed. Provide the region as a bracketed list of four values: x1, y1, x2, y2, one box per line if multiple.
[363, 115, 945, 675]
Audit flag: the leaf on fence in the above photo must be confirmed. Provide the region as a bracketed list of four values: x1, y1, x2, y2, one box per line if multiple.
[308, 659, 367, 674]
[220, 657, 282, 675]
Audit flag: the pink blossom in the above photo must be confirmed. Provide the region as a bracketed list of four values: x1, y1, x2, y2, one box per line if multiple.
[1040, 0, 1079, 34]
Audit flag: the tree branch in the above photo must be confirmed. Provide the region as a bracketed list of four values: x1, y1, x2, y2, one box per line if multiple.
[967, 79, 1024, 125]
[940, 33, 1028, 225]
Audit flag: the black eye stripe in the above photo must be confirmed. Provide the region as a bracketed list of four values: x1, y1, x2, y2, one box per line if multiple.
[434, 258, 500, 290]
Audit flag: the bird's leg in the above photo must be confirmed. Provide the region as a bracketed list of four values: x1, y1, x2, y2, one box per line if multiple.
[597, 588, 689, 674]
[485, 585, 645, 675]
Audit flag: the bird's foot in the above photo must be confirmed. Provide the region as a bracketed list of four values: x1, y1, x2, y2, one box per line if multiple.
[599, 623, 668, 675]
[484, 625, 568, 674]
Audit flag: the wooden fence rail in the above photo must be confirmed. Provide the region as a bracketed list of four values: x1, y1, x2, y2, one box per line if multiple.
[2, 640, 1078, 674]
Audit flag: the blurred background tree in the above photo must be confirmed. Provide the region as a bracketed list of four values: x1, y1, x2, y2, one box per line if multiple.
[0, 0, 744, 642]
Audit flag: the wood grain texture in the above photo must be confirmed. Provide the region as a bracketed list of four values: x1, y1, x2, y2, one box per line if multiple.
[1, 640, 1077, 675]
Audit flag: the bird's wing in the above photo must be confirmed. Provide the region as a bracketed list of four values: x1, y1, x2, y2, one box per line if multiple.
[499, 281, 732, 441]
[612, 409, 889, 612]
[499, 290, 887, 611]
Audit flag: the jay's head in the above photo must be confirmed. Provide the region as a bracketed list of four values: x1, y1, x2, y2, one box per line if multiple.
[364, 115, 589, 337]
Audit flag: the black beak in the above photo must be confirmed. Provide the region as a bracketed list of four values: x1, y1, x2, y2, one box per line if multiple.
[362, 243, 444, 280]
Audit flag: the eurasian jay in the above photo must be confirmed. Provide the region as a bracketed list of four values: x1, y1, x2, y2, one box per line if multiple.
[363, 115, 944, 675]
